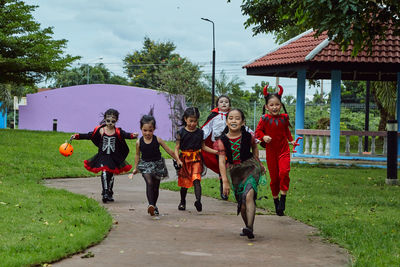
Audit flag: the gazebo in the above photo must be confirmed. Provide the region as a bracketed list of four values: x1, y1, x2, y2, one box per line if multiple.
[244, 29, 400, 161]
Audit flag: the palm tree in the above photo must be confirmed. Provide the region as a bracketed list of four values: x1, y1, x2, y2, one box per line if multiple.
[371, 81, 396, 131]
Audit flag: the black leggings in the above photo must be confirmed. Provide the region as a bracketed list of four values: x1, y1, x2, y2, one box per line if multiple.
[142, 173, 161, 206]
[180, 180, 201, 203]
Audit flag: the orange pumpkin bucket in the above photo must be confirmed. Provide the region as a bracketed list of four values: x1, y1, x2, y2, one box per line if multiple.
[59, 140, 73, 157]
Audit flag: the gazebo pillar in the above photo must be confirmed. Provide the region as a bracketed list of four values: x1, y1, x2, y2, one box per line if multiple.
[295, 69, 306, 154]
[397, 72, 400, 153]
[330, 70, 341, 157]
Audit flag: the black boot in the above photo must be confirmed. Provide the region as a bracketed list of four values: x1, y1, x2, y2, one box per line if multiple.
[219, 179, 228, 200]
[101, 172, 109, 203]
[194, 199, 202, 212]
[277, 195, 286, 216]
[106, 175, 115, 202]
[274, 198, 280, 215]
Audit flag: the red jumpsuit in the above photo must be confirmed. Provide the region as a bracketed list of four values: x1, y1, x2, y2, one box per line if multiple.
[255, 114, 293, 196]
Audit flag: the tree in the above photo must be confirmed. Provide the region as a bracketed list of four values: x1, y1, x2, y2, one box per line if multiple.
[51, 63, 129, 88]
[155, 56, 208, 139]
[123, 37, 178, 88]
[204, 70, 246, 108]
[0, 83, 35, 113]
[341, 81, 366, 103]
[371, 81, 396, 131]
[0, 0, 79, 86]
[236, 0, 400, 55]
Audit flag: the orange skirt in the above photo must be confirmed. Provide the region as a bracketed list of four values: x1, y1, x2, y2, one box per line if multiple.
[178, 150, 203, 188]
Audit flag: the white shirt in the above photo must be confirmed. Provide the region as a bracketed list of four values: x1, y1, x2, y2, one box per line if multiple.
[202, 111, 255, 142]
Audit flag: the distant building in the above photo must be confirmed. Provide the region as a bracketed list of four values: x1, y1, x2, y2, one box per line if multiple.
[18, 84, 185, 140]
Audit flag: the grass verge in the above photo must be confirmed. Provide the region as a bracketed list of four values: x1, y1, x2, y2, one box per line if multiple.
[0, 129, 117, 266]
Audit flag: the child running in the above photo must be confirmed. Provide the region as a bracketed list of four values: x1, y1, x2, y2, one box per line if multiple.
[72, 108, 138, 203]
[175, 107, 217, 212]
[128, 111, 179, 216]
[255, 85, 295, 216]
[217, 108, 265, 239]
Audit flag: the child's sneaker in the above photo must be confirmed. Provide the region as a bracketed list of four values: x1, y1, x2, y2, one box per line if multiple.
[178, 202, 186, 211]
[242, 227, 255, 239]
[147, 205, 155, 216]
[194, 200, 202, 212]
[154, 206, 159, 216]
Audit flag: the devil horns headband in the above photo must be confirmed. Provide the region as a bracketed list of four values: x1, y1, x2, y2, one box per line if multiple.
[263, 83, 283, 97]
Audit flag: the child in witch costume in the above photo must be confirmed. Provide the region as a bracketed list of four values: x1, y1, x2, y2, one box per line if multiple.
[201, 95, 230, 200]
[255, 84, 295, 216]
[175, 107, 218, 212]
[72, 108, 138, 203]
[128, 110, 179, 216]
[217, 108, 265, 239]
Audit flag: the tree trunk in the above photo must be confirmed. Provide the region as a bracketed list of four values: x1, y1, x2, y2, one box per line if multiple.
[373, 89, 388, 131]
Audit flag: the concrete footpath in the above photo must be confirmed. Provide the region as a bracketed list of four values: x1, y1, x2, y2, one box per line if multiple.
[45, 159, 350, 267]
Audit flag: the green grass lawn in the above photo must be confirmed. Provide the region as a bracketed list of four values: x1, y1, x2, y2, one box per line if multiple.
[1, 129, 399, 266]
[161, 162, 400, 266]
[0, 129, 117, 266]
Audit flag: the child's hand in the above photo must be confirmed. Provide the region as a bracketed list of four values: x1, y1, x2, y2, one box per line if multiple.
[289, 141, 296, 146]
[132, 133, 139, 138]
[223, 181, 230, 196]
[71, 134, 77, 140]
[128, 169, 138, 179]
[263, 135, 272, 143]
[177, 160, 183, 167]
[260, 164, 266, 173]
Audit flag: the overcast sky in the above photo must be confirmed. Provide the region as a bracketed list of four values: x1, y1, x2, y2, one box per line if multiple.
[25, 0, 319, 97]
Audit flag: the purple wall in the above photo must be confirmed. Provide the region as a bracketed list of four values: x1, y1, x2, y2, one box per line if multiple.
[19, 84, 184, 140]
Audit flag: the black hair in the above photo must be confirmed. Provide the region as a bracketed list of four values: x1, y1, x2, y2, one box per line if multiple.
[100, 108, 119, 124]
[215, 95, 231, 108]
[263, 93, 291, 127]
[222, 108, 247, 135]
[140, 106, 156, 129]
[181, 107, 200, 126]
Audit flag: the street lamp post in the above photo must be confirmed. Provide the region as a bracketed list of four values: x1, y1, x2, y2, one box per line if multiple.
[201, 18, 215, 110]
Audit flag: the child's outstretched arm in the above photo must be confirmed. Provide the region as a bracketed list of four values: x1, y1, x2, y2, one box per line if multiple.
[158, 137, 180, 162]
[251, 136, 266, 173]
[201, 141, 218, 155]
[174, 139, 183, 167]
[255, 117, 272, 145]
[218, 146, 230, 196]
[119, 129, 139, 139]
[128, 141, 140, 179]
[71, 132, 91, 140]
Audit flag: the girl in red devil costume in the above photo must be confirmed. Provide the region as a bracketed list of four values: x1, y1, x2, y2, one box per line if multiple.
[255, 85, 296, 216]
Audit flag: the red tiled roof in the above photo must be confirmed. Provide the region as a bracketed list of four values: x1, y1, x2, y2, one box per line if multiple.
[244, 30, 400, 68]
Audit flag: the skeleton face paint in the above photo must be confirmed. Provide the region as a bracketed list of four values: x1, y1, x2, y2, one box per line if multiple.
[105, 115, 117, 128]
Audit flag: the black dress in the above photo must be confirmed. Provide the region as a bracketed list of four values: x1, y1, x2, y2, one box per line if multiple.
[76, 125, 136, 174]
[136, 135, 168, 179]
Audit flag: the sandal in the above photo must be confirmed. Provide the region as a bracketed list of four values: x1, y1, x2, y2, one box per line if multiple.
[178, 202, 186, 211]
